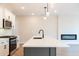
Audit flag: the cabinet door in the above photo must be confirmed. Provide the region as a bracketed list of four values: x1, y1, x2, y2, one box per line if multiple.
[0, 8, 4, 28]
[3, 39, 9, 56]
[10, 13, 16, 30]
[4, 8, 11, 21]
[0, 38, 9, 56]
[0, 44, 5, 56]
[3, 44, 9, 56]
[0, 19, 3, 28]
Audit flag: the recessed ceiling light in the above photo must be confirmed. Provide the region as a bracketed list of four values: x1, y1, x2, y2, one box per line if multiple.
[32, 13, 35, 15]
[50, 3, 55, 9]
[21, 6, 25, 10]
[43, 16, 47, 20]
[54, 10, 57, 13]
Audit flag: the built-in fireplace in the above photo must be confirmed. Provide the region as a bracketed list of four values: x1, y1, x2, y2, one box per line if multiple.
[61, 34, 77, 40]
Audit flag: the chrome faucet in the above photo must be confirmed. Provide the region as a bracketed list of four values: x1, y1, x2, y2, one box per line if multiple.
[38, 29, 44, 38]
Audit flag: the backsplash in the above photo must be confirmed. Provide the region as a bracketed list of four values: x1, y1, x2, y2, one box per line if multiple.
[0, 28, 15, 35]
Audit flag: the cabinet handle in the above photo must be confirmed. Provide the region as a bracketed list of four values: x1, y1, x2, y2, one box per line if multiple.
[4, 45, 6, 49]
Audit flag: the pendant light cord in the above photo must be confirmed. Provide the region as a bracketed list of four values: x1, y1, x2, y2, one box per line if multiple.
[44, 3, 49, 16]
[44, 6, 47, 16]
[47, 3, 48, 12]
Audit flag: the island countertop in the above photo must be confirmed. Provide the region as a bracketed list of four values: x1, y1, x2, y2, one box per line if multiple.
[23, 37, 69, 47]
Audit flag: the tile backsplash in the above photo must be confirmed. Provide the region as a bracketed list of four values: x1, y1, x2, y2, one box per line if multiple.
[0, 29, 15, 35]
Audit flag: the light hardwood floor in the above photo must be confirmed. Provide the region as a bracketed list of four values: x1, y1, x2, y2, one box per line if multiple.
[12, 45, 24, 56]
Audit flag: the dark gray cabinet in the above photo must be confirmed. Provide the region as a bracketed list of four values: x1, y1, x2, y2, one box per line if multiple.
[24, 47, 56, 56]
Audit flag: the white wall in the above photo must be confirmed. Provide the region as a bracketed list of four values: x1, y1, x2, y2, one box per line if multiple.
[58, 15, 79, 43]
[16, 16, 58, 43]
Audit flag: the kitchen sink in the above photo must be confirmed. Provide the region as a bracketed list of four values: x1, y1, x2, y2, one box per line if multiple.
[33, 37, 42, 39]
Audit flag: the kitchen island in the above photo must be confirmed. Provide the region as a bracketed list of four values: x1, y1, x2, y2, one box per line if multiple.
[23, 37, 69, 56]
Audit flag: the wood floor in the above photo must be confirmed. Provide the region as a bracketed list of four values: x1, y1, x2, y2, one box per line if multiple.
[12, 46, 24, 56]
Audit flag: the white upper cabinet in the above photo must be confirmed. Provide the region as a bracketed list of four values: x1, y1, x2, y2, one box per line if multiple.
[0, 7, 4, 18]
[4, 8, 12, 21]
[0, 7, 4, 28]
[4, 8, 16, 29]
[0, 7, 15, 29]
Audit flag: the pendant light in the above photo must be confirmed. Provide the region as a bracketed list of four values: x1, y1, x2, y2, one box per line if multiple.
[43, 6, 47, 20]
[46, 3, 50, 16]
[43, 3, 50, 20]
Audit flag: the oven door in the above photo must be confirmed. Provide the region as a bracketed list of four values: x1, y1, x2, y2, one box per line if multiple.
[61, 34, 77, 40]
[9, 39, 17, 53]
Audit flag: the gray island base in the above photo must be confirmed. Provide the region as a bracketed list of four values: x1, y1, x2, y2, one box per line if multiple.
[24, 47, 56, 56]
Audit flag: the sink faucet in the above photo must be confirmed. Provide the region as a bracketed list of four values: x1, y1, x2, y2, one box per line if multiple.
[38, 29, 44, 38]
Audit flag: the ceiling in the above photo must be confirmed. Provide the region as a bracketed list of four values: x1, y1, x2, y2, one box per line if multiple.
[0, 3, 79, 16]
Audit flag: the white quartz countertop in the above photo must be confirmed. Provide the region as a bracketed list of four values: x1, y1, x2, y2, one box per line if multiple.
[66, 42, 79, 44]
[23, 37, 69, 47]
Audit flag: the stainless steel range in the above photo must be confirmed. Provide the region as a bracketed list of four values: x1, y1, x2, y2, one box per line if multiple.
[9, 36, 17, 56]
